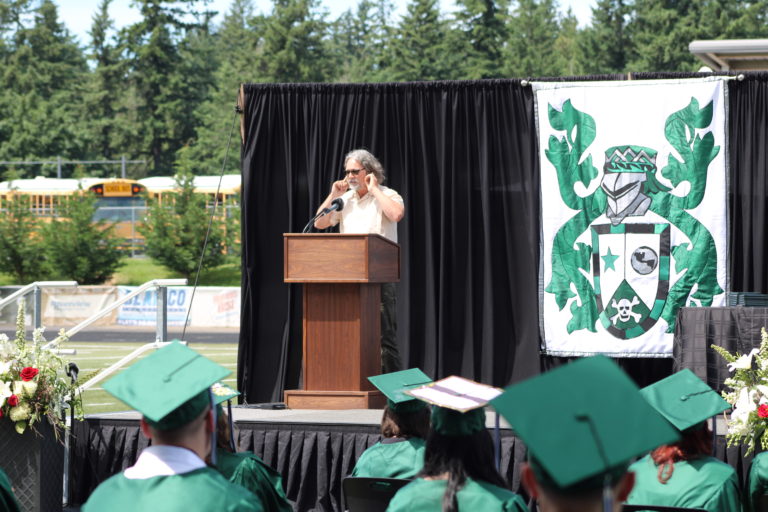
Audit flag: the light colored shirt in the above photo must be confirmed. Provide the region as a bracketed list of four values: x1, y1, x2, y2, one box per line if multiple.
[330, 186, 403, 243]
[124, 445, 206, 479]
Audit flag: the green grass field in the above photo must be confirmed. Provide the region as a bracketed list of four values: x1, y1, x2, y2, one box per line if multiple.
[0, 256, 241, 286]
[70, 341, 238, 415]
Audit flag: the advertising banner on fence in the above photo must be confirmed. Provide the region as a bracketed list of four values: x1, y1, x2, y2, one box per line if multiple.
[534, 77, 728, 357]
[116, 286, 240, 328]
[42, 287, 119, 326]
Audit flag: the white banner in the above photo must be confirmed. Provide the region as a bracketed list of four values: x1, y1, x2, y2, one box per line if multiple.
[42, 287, 119, 326]
[534, 77, 728, 356]
[116, 286, 241, 328]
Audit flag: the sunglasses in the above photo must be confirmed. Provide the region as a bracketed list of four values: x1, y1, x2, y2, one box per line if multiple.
[344, 168, 366, 176]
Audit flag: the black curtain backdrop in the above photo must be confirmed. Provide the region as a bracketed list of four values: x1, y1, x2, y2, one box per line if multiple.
[239, 73, 768, 404]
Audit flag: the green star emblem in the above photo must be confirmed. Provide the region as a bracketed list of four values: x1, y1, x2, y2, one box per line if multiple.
[602, 247, 619, 272]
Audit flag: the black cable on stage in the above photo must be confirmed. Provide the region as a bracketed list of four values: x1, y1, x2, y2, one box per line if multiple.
[181, 102, 240, 342]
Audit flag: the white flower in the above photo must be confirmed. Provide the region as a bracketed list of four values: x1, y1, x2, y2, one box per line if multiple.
[735, 387, 758, 413]
[728, 416, 751, 436]
[728, 349, 761, 371]
[0, 381, 11, 407]
[21, 380, 37, 397]
[0, 360, 10, 376]
[9, 403, 31, 422]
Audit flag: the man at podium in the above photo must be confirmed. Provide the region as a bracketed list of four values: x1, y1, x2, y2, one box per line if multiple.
[314, 149, 405, 373]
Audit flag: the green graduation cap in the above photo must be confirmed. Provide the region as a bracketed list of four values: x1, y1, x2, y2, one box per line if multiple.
[490, 356, 680, 493]
[368, 368, 433, 413]
[103, 342, 230, 431]
[406, 375, 503, 437]
[640, 368, 730, 432]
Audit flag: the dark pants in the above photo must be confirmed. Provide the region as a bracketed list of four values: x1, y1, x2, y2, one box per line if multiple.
[381, 282, 401, 373]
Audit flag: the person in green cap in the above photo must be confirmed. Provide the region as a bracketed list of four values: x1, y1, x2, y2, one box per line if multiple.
[490, 356, 680, 512]
[351, 369, 432, 479]
[81, 342, 265, 512]
[746, 452, 768, 512]
[625, 369, 741, 512]
[0, 467, 21, 512]
[209, 383, 292, 512]
[387, 376, 529, 512]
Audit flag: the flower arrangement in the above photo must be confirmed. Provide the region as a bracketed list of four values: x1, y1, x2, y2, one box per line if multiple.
[0, 303, 82, 435]
[712, 327, 768, 455]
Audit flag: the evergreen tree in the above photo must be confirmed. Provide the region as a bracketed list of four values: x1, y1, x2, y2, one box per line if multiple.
[81, 0, 125, 171]
[42, 190, 124, 284]
[580, 0, 632, 74]
[327, 0, 397, 82]
[0, 194, 49, 283]
[255, 0, 330, 82]
[120, 0, 216, 174]
[388, 0, 450, 81]
[178, 0, 262, 174]
[138, 172, 228, 279]
[452, 0, 509, 79]
[552, 9, 584, 76]
[505, 0, 561, 77]
[626, 0, 702, 71]
[0, 0, 88, 171]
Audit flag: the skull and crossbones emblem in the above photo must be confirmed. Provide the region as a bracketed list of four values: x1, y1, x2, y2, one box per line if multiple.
[610, 296, 641, 325]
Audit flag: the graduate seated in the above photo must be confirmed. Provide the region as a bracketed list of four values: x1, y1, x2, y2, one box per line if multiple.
[351, 369, 432, 479]
[746, 451, 768, 512]
[491, 355, 680, 512]
[81, 342, 265, 512]
[209, 383, 292, 512]
[387, 376, 529, 512]
[625, 369, 742, 512]
[0, 467, 21, 512]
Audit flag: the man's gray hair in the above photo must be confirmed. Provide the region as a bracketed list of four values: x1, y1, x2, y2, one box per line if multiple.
[345, 149, 386, 184]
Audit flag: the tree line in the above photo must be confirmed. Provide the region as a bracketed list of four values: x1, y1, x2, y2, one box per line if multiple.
[0, 0, 765, 179]
[0, 174, 238, 284]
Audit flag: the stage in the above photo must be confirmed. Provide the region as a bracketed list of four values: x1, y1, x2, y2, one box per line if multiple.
[67, 407, 526, 512]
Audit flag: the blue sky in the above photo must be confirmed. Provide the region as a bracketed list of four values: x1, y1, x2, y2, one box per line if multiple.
[55, 0, 596, 45]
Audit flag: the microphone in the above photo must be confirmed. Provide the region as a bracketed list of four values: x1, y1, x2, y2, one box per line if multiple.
[323, 196, 345, 214]
[302, 191, 352, 233]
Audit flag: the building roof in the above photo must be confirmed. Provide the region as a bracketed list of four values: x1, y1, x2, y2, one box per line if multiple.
[689, 39, 768, 71]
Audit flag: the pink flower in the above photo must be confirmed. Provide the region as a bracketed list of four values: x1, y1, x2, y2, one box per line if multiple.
[759, 404, 768, 418]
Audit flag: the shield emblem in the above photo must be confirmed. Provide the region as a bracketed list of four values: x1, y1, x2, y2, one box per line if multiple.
[591, 223, 670, 339]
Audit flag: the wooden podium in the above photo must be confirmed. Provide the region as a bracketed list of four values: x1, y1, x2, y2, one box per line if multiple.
[283, 233, 400, 409]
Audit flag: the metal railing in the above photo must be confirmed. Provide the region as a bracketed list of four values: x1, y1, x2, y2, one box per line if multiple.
[58, 278, 188, 507]
[42, 278, 187, 351]
[0, 281, 79, 329]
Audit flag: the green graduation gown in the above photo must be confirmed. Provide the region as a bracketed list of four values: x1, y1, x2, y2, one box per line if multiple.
[215, 448, 292, 512]
[351, 437, 426, 479]
[746, 451, 768, 512]
[0, 468, 20, 512]
[626, 454, 741, 512]
[82, 467, 264, 512]
[386, 477, 529, 512]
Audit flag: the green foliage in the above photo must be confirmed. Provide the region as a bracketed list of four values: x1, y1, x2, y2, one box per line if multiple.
[0, 195, 49, 283]
[42, 191, 124, 284]
[0, 0, 88, 170]
[451, 0, 508, 79]
[505, 0, 561, 77]
[579, 0, 632, 74]
[119, 0, 216, 174]
[138, 172, 229, 279]
[256, 0, 330, 82]
[388, 0, 451, 81]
